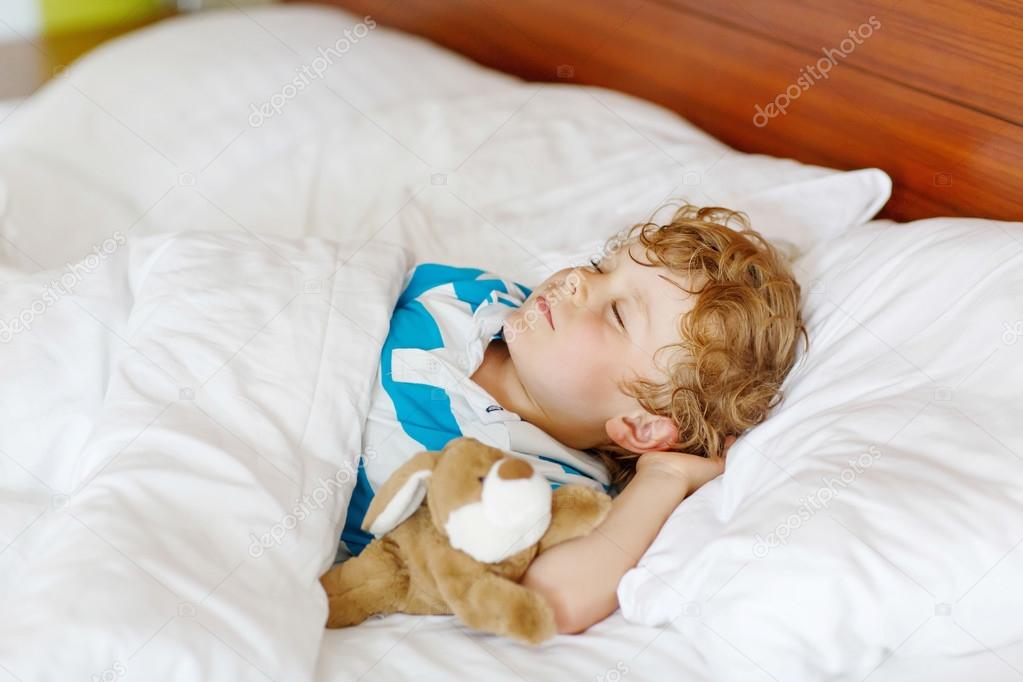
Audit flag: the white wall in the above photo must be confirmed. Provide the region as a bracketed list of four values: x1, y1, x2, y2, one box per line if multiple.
[0, 0, 42, 43]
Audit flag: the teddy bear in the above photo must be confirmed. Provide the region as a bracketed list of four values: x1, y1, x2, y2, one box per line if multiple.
[319, 436, 613, 645]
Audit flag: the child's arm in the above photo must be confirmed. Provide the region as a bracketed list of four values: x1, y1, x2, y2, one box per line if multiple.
[520, 445, 730, 634]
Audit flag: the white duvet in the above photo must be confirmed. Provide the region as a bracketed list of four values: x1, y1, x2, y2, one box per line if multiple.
[0, 230, 411, 680]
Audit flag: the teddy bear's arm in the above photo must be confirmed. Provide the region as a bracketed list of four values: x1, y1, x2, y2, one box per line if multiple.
[536, 485, 612, 554]
[430, 547, 556, 645]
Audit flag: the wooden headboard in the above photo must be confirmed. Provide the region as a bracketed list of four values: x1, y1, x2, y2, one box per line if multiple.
[291, 0, 1023, 223]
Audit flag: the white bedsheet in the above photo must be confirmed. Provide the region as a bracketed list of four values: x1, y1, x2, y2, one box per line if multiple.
[0, 98, 22, 124]
[316, 611, 1023, 682]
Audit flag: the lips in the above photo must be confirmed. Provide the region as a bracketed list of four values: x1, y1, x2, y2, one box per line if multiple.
[537, 295, 554, 329]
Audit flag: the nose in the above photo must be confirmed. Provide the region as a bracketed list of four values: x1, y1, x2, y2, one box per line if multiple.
[564, 267, 589, 308]
[497, 457, 533, 480]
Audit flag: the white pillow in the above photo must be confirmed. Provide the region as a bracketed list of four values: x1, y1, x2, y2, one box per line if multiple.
[0, 4, 888, 284]
[618, 217, 1023, 680]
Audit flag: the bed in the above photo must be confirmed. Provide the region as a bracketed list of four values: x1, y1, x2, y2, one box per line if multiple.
[0, 3, 1021, 681]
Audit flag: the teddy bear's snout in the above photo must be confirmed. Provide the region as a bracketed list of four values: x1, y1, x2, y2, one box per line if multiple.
[497, 457, 533, 480]
[480, 457, 550, 527]
[442, 454, 553, 563]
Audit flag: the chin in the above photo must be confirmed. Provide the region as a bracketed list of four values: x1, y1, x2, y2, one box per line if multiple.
[504, 316, 541, 351]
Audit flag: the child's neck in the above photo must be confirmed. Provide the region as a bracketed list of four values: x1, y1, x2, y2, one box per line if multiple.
[470, 338, 516, 411]
[471, 338, 549, 430]
[471, 338, 596, 451]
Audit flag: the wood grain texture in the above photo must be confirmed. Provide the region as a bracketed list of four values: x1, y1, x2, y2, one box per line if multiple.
[665, 0, 1023, 127]
[292, 0, 1023, 222]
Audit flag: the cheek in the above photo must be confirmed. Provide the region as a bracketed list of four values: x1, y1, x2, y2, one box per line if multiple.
[513, 320, 617, 400]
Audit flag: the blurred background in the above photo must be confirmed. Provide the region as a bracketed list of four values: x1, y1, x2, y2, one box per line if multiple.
[0, 0, 274, 98]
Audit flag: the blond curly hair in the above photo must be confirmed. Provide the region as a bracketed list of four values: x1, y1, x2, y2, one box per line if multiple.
[590, 202, 809, 492]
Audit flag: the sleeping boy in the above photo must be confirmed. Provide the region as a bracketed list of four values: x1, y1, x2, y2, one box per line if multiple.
[333, 202, 807, 634]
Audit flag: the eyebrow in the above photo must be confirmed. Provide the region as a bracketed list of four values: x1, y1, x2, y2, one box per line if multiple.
[630, 274, 685, 336]
[629, 288, 649, 336]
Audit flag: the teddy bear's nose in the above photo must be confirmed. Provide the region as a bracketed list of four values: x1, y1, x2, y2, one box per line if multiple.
[496, 458, 533, 480]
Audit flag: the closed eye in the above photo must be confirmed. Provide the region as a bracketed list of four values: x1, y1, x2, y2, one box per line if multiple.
[588, 258, 626, 331]
[611, 302, 625, 330]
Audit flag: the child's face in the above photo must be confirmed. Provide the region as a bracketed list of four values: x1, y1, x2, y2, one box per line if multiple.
[503, 243, 699, 451]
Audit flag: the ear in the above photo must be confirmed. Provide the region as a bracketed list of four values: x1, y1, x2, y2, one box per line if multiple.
[604, 413, 676, 454]
[361, 449, 441, 536]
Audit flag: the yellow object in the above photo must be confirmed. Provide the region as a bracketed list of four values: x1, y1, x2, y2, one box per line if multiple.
[40, 0, 163, 35]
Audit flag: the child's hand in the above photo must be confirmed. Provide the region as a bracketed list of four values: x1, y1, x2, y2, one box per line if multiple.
[635, 436, 736, 494]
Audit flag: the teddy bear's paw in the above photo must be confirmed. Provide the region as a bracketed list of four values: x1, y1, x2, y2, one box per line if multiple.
[323, 589, 371, 628]
[558, 486, 613, 528]
[320, 562, 388, 629]
[325, 603, 366, 629]
[504, 588, 557, 645]
[586, 489, 613, 527]
[537, 486, 615, 553]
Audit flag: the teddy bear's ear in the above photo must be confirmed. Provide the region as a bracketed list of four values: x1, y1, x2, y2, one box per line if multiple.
[362, 449, 441, 536]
